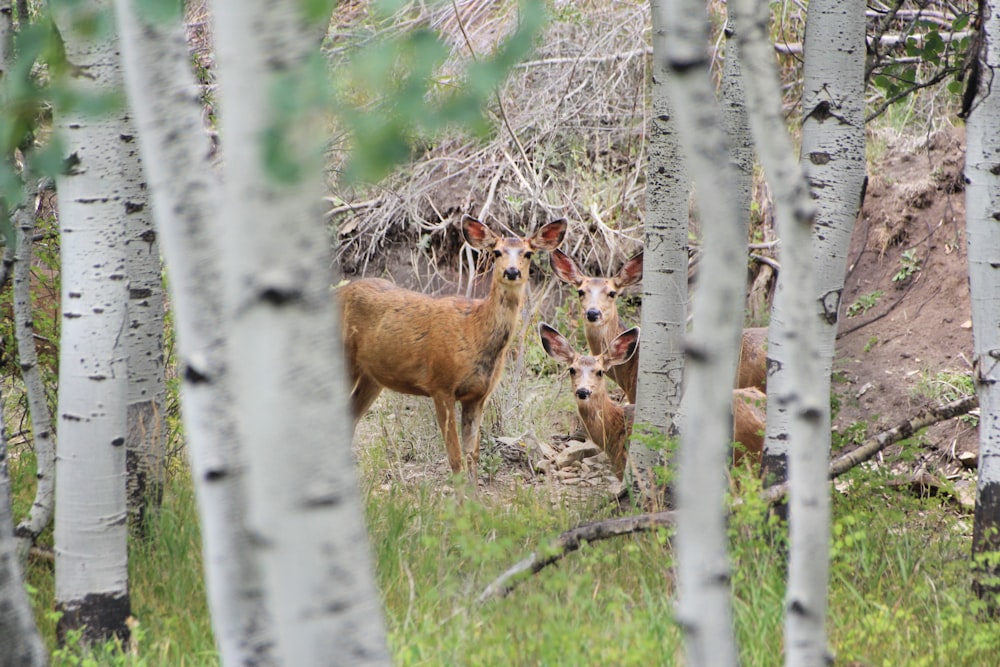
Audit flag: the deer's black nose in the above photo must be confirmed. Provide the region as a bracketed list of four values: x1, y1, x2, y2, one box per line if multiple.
[503, 267, 521, 281]
[575, 388, 592, 400]
[585, 309, 601, 322]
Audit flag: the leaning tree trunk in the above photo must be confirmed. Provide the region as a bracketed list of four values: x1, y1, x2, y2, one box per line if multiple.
[113, 0, 276, 662]
[11, 179, 57, 562]
[658, 0, 744, 664]
[51, 0, 131, 644]
[731, 0, 853, 664]
[120, 109, 166, 536]
[211, 0, 390, 663]
[0, 384, 47, 667]
[631, 0, 689, 503]
[966, 0, 1000, 617]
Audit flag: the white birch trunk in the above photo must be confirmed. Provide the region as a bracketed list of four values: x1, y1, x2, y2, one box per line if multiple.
[212, 1, 389, 663]
[12, 180, 57, 562]
[0, 386, 47, 666]
[730, 1, 842, 663]
[51, 0, 131, 642]
[631, 0, 689, 498]
[966, 0, 1000, 614]
[659, 1, 743, 664]
[113, 1, 277, 662]
[720, 15, 754, 248]
[120, 109, 166, 533]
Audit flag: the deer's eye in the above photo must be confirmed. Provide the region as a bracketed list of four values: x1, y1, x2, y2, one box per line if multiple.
[596, 370, 604, 377]
[568, 368, 577, 376]
[524, 251, 533, 260]
[608, 291, 618, 298]
[577, 290, 585, 297]
[493, 249, 502, 258]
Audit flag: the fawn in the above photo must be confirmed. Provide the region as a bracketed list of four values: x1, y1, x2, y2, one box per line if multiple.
[337, 215, 566, 482]
[552, 249, 768, 466]
[539, 323, 640, 480]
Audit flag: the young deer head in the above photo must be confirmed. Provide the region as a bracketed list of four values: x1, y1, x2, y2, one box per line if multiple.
[539, 323, 640, 480]
[338, 215, 566, 485]
[550, 249, 643, 403]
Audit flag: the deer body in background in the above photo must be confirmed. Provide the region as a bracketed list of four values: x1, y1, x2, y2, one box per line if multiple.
[539, 323, 640, 480]
[550, 249, 643, 403]
[338, 215, 567, 481]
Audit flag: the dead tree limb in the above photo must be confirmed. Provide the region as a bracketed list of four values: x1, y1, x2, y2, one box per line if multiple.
[479, 395, 977, 602]
[476, 511, 676, 603]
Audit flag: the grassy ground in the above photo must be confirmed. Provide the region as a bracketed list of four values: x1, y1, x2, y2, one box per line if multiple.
[13, 367, 1000, 665]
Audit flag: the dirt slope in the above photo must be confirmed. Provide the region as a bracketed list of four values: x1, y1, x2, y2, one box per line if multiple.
[834, 124, 977, 491]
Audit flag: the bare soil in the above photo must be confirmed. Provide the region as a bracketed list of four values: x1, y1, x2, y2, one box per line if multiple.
[833, 124, 977, 501]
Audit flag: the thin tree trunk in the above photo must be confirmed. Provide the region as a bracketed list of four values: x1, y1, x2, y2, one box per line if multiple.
[966, 0, 1000, 617]
[120, 109, 166, 536]
[113, 0, 277, 662]
[212, 0, 390, 663]
[11, 179, 56, 562]
[51, 0, 131, 644]
[631, 0, 688, 501]
[731, 1, 843, 663]
[0, 383, 47, 667]
[720, 14, 754, 259]
[658, 0, 744, 664]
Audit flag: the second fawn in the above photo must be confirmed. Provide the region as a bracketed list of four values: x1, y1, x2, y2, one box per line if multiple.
[539, 323, 640, 480]
[338, 215, 567, 482]
[550, 249, 643, 402]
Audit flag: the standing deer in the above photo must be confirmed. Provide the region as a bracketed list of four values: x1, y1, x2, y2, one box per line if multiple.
[337, 215, 566, 483]
[551, 249, 768, 467]
[539, 323, 640, 480]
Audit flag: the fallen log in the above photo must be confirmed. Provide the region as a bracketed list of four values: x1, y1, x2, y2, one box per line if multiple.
[478, 395, 977, 602]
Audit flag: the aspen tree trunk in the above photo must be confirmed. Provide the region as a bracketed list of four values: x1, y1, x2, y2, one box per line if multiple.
[966, 0, 1000, 616]
[760, 0, 865, 495]
[631, 0, 688, 500]
[720, 15, 754, 251]
[212, 1, 390, 663]
[11, 181, 57, 562]
[0, 386, 48, 667]
[658, 0, 743, 663]
[730, 1, 839, 663]
[120, 110, 166, 534]
[113, 1, 277, 662]
[51, 0, 132, 643]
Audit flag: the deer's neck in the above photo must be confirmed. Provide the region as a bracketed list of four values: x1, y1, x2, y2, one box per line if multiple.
[584, 315, 623, 356]
[578, 396, 625, 448]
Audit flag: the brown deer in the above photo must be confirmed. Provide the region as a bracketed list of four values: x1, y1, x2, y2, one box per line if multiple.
[550, 249, 643, 403]
[337, 215, 566, 483]
[539, 323, 640, 480]
[551, 250, 768, 468]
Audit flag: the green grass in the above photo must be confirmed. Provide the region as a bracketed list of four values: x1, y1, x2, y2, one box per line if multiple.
[11, 390, 1000, 666]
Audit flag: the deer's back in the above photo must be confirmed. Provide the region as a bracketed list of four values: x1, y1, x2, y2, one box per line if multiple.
[737, 327, 768, 391]
[337, 278, 510, 399]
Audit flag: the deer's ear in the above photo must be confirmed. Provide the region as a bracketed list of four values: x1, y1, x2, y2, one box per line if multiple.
[462, 215, 498, 250]
[606, 327, 640, 367]
[539, 323, 576, 365]
[530, 218, 567, 251]
[550, 249, 583, 286]
[616, 252, 643, 289]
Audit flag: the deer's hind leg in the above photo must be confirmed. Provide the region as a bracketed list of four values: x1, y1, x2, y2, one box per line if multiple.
[350, 374, 383, 423]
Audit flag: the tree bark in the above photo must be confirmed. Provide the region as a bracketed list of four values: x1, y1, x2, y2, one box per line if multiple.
[631, 0, 689, 501]
[51, 0, 132, 643]
[0, 383, 47, 667]
[11, 179, 56, 562]
[212, 0, 390, 663]
[658, 0, 744, 663]
[120, 108, 166, 536]
[113, 0, 277, 662]
[965, 0, 1000, 617]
